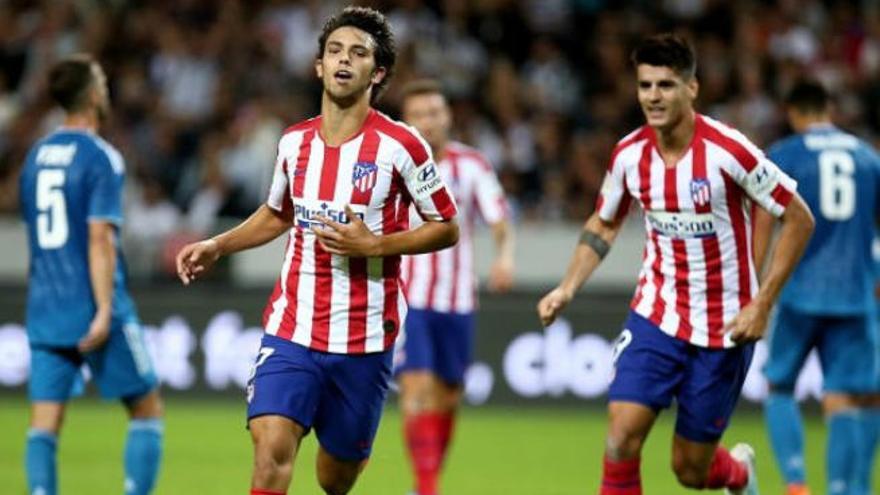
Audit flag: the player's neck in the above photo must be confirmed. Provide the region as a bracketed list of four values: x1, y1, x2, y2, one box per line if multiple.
[320, 91, 372, 147]
[654, 110, 695, 165]
[62, 111, 99, 133]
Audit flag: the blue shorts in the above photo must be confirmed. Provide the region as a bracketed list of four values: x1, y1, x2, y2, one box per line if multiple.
[763, 305, 878, 394]
[608, 311, 754, 443]
[29, 319, 157, 403]
[247, 334, 393, 461]
[394, 308, 474, 385]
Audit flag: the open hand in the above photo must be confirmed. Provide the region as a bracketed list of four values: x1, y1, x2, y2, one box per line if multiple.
[176, 239, 221, 285]
[313, 205, 380, 257]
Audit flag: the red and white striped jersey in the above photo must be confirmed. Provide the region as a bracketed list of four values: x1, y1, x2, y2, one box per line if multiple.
[402, 142, 508, 313]
[597, 114, 797, 349]
[261, 109, 458, 354]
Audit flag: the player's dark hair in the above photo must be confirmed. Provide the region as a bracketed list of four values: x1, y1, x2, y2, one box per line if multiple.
[401, 79, 445, 102]
[785, 79, 830, 114]
[631, 33, 696, 80]
[48, 54, 97, 112]
[318, 6, 396, 103]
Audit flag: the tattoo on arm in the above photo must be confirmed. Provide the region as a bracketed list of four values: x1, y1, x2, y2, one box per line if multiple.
[579, 230, 610, 259]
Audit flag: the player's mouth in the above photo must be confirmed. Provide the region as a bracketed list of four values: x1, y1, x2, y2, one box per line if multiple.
[646, 107, 666, 119]
[334, 70, 354, 83]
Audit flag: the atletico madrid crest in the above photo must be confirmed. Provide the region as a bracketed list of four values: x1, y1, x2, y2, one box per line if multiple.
[352, 161, 378, 193]
[690, 178, 711, 207]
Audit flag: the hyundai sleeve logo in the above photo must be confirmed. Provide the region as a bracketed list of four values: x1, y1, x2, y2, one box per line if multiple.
[418, 164, 437, 182]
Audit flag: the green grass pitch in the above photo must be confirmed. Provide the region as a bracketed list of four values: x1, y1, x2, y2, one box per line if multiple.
[0, 398, 874, 494]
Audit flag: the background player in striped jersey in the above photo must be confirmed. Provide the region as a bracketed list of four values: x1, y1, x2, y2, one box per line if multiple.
[755, 80, 880, 495]
[538, 34, 815, 494]
[175, 7, 458, 495]
[19, 55, 163, 495]
[394, 79, 514, 495]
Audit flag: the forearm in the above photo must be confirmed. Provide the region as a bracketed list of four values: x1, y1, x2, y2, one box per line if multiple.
[376, 220, 459, 256]
[752, 207, 775, 278]
[212, 204, 292, 256]
[491, 220, 514, 264]
[88, 223, 116, 315]
[753, 197, 814, 308]
[558, 213, 621, 296]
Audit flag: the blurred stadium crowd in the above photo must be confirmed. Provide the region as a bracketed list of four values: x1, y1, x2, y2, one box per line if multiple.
[0, 0, 878, 277]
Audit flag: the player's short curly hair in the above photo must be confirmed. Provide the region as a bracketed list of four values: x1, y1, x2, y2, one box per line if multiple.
[631, 33, 696, 80]
[48, 54, 98, 112]
[318, 6, 396, 103]
[785, 79, 830, 114]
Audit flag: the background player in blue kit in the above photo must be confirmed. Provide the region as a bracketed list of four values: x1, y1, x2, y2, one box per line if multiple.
[755, 80, 880, 495]
[19, 55, 163, 495]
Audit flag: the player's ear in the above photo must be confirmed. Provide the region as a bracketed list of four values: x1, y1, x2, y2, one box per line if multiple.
[315, 57, 324, 79]
[687, 77, 699, 100]
[371, 66, 386, 86]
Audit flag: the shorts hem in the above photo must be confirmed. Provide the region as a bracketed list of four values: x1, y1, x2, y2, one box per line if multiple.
[317, 437, 372, 462]
[673, 424, 723, 444]
[607, 394, 666, 412]
[246, 411, 313, 433]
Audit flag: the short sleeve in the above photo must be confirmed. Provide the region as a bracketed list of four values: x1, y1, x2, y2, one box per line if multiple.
[473, 160, 508, 224]
[87, 147, 124, 225]
[704, 119, 798, 218]
[397, 143, 457, 222]
[731, 153, 797, 218]
[266, 145, 292, 214]
[595, 152, 631, 222]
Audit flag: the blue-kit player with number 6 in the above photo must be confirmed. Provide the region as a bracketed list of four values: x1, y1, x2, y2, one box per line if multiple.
[18, 54, 162, 495]
[755, 80, 880, 495]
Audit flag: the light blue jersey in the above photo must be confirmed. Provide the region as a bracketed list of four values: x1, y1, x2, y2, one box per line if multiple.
[768, 124, 880, 316]
[19, 129, 136, 347]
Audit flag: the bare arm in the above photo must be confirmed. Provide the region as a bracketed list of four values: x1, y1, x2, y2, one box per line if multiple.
[313, 205, 458, 257]
[537, 212, 625, 326]
[488, 220, 515, 292]
[79, 221, 116, 352]
[727, 194, 814, 343]
[752, 206, 776, 277]
[176, 205, 292, 285]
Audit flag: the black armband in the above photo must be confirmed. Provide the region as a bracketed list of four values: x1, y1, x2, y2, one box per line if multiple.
[578, 230, 610, 259]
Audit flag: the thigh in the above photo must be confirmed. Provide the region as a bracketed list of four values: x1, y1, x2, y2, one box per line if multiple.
[608, 311, 687, 412]
[819, 313, 878, 394]
[247, 335, 323, 431]
[676, 343, 754, 443]
[314, 349, 393, 461]
[29, 346, 84, 402]
[394, 308, 434, 376]
[762, 306, 818, 391]
[86, 319, 158, 401]
[430, 311, 474, 386]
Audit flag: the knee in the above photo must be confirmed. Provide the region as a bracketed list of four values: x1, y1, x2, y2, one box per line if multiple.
[252, 443, 292, 482]
[317, 472, 354, 495]
[671, 458, 707, 489]
[129, 391, 164, 419]
[604, 429, 645, 460]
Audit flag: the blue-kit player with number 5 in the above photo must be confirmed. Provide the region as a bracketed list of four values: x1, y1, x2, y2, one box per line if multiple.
[18, 54, 162, 495]
[755, 80, 880, 495]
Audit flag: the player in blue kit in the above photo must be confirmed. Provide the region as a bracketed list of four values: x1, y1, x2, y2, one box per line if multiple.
[19, 55, 163, 495]
[756, 80, 880, 495]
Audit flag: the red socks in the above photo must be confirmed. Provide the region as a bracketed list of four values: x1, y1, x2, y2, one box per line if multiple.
[250, 490, 285, 495]
[704, 446, 748, 489]
[404, 412, 455, 495]
[600, 456, 642, 494]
